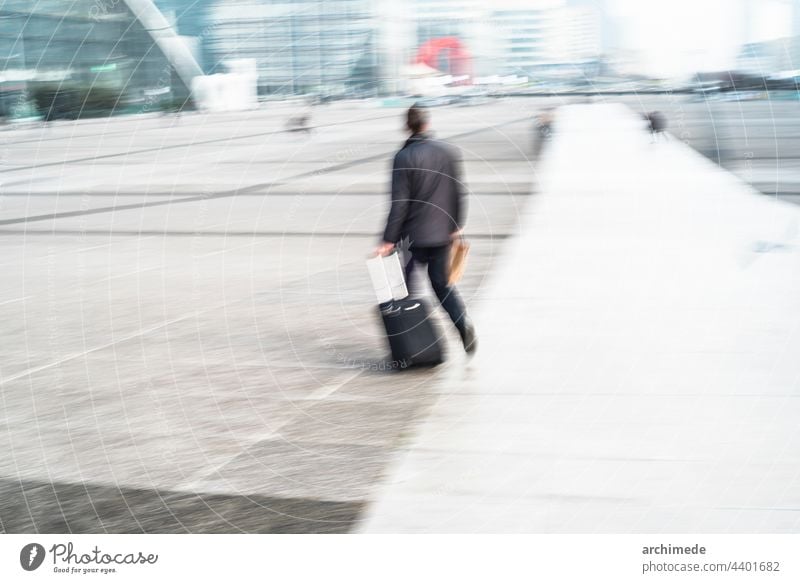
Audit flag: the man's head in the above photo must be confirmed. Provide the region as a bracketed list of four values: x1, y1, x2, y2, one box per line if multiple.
[406, 105, 430, 135]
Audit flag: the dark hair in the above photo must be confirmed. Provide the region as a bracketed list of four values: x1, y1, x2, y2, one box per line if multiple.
[406, 105, 430, 134]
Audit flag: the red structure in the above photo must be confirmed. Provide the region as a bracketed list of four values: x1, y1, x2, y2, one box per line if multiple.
[414, 37, 472, 82]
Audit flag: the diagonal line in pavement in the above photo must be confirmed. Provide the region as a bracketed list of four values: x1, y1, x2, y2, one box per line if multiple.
[0, 116, 533, 227]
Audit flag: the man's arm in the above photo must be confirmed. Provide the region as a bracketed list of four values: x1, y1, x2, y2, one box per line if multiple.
[381, 152, 411, 245]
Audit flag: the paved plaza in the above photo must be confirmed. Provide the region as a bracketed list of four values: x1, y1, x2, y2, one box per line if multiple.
[1, 98, 799, 533]
[0, 99, 546, 532]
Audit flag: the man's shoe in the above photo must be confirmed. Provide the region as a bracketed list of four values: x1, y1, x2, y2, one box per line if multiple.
[459, 323, 478, 354]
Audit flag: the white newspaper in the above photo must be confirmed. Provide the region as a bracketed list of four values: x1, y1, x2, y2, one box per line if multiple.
[366, 252, 408, 304]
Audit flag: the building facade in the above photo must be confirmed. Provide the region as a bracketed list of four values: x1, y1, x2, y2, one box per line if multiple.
[490, 3, 601, 81]
[206, 0, 377, 95]
[1, 0, 611, 108]
[491, 8, 557, 76]
[0, 0, 182, 117]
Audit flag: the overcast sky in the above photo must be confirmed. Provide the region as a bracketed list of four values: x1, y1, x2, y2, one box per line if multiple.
[496, 0, 793, 76]
[607, 0, 793, 76]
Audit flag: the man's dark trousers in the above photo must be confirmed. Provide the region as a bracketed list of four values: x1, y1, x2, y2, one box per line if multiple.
[405, 245, 467, 332]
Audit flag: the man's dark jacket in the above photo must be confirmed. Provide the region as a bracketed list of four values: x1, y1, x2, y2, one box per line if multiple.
[383, 132, 465, 247]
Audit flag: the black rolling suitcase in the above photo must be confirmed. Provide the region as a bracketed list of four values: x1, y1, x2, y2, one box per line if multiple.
[367, 251, 443, 368]
[379, 298, 443, 367]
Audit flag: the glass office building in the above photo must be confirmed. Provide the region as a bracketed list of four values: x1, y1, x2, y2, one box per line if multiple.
[0, 0, 181, 117]
[207, 0, 377, 95]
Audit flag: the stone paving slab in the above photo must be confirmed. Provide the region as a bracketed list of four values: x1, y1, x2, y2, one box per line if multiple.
[0, 478, 362, 533]
[188, 440, 392, 502]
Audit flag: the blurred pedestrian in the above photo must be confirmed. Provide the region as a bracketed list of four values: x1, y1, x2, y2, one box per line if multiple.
[645, 111, 667, 142]
[286, 109, 312, 134]
[374, 105, 477, 354]
[533, 108, 554, 157]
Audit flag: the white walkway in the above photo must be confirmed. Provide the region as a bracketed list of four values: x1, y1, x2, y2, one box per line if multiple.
[361, 103, 800, 533]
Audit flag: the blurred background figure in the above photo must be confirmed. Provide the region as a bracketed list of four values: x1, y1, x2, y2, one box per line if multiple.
[533, 108, 556, 157]
[644, 110, 668, 142]
[285, 109, 313, 134]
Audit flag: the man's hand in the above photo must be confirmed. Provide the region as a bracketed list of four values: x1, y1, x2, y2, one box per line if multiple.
[373, 242, 395, 257]
[450, 229, 464, 240]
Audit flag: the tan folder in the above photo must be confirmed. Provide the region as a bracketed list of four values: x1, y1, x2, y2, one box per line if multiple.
[448, 237, 470, 286]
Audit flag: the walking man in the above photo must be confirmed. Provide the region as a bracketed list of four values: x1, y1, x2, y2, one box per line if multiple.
[374, 105, 477, 353]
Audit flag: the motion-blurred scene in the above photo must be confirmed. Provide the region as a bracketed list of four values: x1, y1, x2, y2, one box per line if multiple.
[0, 0, 798, 533]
